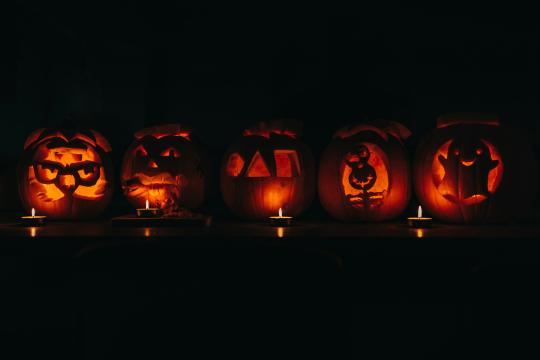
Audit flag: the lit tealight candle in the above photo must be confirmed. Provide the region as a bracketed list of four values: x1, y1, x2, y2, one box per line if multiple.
[136, 199, 163, 218]
[21, 208, 47, 226]
[269, 207, 293, 227]
[407, 205, 432, 228]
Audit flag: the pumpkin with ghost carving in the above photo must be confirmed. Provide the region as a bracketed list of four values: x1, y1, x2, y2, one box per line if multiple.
[318, 121, 412, 221]
[18, 128, 114, 219]
[414, 113, 537, 223]
[121, 124, 209, 214]
[220, 120, 315, 220]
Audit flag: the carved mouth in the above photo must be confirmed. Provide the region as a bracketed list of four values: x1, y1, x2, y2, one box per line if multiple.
[442, 193, 487, 205]
[461, 159, 476, 166]
[132, 173, 179, 186]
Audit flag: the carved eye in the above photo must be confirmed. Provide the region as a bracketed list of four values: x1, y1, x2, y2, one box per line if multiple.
[453, 149, 460, 156]
[246, 151, 270, 177]
[476, 148, 483, 155]
[36, 163, 59, 182]
[226, 153, 245, 177]
[77, 164, 98, 181]
[135, 146, 148, 157]
[160, 147, 181, 158]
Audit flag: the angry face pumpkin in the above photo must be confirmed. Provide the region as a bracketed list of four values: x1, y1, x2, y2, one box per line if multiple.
[120, 124, 209, 213]
[18, 128, 114, 219]
[220, 120, 316, 220]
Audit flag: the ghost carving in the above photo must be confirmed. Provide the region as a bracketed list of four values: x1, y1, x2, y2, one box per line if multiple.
[437, 138, 499, 205]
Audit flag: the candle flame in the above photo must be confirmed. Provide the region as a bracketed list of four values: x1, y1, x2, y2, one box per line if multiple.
[278, 207, 282, 217]
[146, 200, 149, 210]
[31, 208, 35, 218]
[418, 205, 422, 218]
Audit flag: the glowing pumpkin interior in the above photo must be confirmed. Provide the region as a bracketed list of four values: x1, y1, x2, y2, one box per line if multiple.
[340, 142, 389, 209]
[226, 150, 301, 178]
[122, 127, 195, 210]
[432, 138, 503, 205]
[28, 141, 108, 202]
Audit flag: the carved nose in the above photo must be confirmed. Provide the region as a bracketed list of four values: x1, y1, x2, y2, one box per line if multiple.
[57, 175, 77, 193]
[148, 160, 159, 169]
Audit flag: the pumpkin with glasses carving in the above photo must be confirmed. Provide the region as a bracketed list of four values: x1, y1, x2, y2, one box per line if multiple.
[318, 121, 411, 221]
[121, 124, 209, 213]
[18, 128, 114, 219]
[221, 120, 315, 220]
[414, 113, 537, 223]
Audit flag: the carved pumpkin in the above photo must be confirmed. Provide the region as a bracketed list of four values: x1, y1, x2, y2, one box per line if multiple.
[220, 120, 315, 220]
[18, 128, 114, 219]
[121, 124, 209, 214]
[318, 121, 411, 221]
[414, 113, 537, 223]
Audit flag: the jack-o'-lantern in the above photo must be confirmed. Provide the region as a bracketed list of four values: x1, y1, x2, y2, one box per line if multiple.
[318, 121, 411, 221]
[220, 120, 315, 220]
[121, 124, 209, 213]
[414, 113, 537, 223]
[18, 128, 114, 219]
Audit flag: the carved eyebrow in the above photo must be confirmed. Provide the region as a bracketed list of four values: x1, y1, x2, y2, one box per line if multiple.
[134, 145, 148, 156]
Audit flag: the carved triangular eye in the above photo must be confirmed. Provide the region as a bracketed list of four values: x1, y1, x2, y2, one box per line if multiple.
[274, 150, 300, 177]
[246, 151, 270, 177]
[226, 153, 245, 177]
[160, 147, 181, 158]
[135, 145, 148, 157]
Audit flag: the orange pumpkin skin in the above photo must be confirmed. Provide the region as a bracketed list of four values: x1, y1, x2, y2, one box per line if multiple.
[414, 114, 537, 224]
[18, 128, 114, 219]
[120, 124, 209, 212]
[318, 122, 411, 221]
[220, 122, 315, 220]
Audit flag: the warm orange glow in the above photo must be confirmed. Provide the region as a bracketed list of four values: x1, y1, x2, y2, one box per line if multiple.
[30, 227, 37, 238]
[274, 152, 292, 177]
[341, 143, 389, 209]
[73, 168, 108, 200]
[246, 151, 271, 177]
[226, 153, 245, 177]
[415, 228, 424, 238]
[432, 138, 503, 204]
[418, 205, 422, 218]
[146, 199, 149, 210]
[483, 140, 503, 192]
[42, 146, 99, 164]
[21, 129, 113, 219]
[28, 166, 65, 202]
[276, 227, 284, 238]
[274, 150, 300, 177]
[257, 182, 294, 212]
[160, 147, 181, 158]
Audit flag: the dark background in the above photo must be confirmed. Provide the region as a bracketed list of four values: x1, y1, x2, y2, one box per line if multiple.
[3, 2, 540, 359]
[2, 1, 540, 215]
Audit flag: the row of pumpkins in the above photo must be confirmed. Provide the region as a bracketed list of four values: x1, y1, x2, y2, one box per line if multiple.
[18, 114, 537, 224]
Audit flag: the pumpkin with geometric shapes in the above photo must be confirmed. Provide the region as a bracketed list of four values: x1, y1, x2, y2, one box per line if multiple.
[318, 121, 412, 221]
[18, 128, 114, 219]
[414, 113, 537, 223]
[220, 120, 316, 220]
[121, 124, 210, 214]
